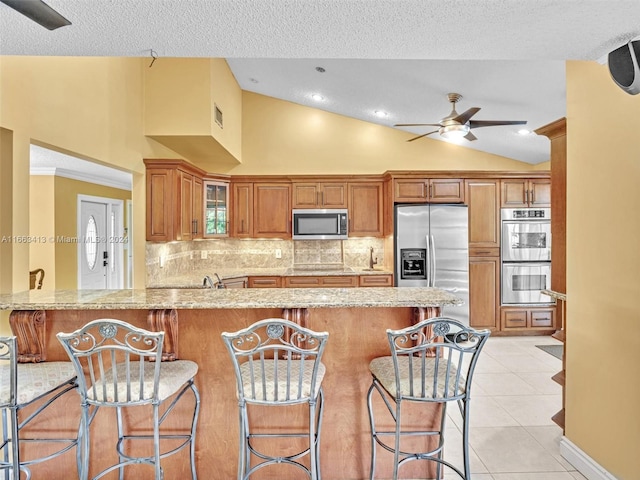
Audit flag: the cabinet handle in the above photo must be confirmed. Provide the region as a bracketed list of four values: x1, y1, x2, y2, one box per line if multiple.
[316, 192, 321, 205]
[428, 183, 432, 199]
[525, 189, 529, 204]
[192, 219, 198, 234]
[530, 189, 535, 204]
[241, 219, 244, 233]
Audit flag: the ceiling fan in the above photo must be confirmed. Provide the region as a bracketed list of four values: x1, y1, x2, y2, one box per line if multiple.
[0, 0, 71, 30]
[395, 93, 527, 142]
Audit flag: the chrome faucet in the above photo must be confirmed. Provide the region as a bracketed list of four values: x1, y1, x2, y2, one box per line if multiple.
[368, 246, 378, 270]
[203, 275, 214, 288]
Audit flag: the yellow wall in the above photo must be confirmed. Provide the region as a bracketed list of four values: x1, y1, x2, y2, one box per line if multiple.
[233, 91, 536, 175]
[28, 175, 55, 289]
[0, 56, 148, 291]
[565, 60, 640, 478]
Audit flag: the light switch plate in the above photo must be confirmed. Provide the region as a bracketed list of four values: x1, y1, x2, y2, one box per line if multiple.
[201, 251, 207, 259]
[275, 248, 282, 259]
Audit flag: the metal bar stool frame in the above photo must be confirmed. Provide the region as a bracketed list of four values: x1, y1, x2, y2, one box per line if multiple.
[366, 317, 490, 480]
[0, 336, 79, 480]
[222, 318, 329, 480]
[57, 319, 201, 480]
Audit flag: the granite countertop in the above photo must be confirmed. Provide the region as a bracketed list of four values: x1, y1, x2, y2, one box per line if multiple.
[149, 266, 394, 289]
[0, 287, 462, 311]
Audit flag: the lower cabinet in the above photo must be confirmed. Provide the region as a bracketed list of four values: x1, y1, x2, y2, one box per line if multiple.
[248, 276, 282, 288]
[222, 277, 248, 288]
[500, 307, 556, 332]
[283, 276, 358, 288]
[359, 274, 393, 287]
[469, 256, 500, 331]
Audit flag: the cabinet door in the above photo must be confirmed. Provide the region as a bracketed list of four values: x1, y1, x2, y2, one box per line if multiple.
[253, 183, 291, 238]
[321, 276, 358, 287]
[359, 274, 393, 287]
[178, 171, 194, 241]
[248, 276, 282, 288]
[292, 183, 319, 208]
[348, 182, 384, 237]
[429, 179, 464, 203]
[466, 179, 500, 249]
[501, 179, 529, 207]
[320, 183, 347, 208]
[192, 176, 203, 239]
[530, 179, 551, 207]
[469, 257, 499, 330]
[393, 179, 428, 203]
[146, 168, 173, 242]
[204, 181, 229, 237]
[284, 276, 322, 288]
[232, 182, 253, 237]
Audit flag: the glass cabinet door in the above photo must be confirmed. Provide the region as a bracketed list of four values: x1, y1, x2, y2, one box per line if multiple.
[204, 181, 229, 236]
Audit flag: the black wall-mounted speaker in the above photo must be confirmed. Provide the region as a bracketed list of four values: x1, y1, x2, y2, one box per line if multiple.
[608, 40, 640, 95]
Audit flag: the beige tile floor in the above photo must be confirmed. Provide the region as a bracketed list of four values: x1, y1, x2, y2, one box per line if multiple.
[437, 335, 587, 480]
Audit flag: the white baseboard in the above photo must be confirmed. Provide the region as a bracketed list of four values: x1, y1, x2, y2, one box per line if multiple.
[560, 437, 618, 480]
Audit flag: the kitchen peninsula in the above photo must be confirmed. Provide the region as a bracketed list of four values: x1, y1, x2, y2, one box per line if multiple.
[0, 287, 461, 479]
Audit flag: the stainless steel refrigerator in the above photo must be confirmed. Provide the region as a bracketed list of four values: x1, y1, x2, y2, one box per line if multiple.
[395, 204, 469, 325]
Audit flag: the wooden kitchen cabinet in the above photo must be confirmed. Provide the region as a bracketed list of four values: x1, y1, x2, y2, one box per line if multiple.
[144, 159, 206, 242]
[203, 179, 229, 237]
[501, 179, 551, 208]
[253, 183, 292, 238]
[292, 182, 347, 208]
[359, 274, 393, 287]
[231, 182, 291, 238]
[221, 277, 248, 288]
[469, 257, 500, 330]
[283, 276, 358, 288]
[393, 178, 464, 203]
[231, 182, 253, 238]
[500, 306, 556, 332]
[466, 179, 500, 249]
[348, 182, 384, 237]
[248, 276, 282, 288]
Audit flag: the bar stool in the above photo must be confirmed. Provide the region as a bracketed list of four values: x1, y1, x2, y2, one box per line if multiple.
[0, 336, 78, 479]
[56, 318, 200, 480]
[221, 318, 329, 480]
[367, 317, 490, 479]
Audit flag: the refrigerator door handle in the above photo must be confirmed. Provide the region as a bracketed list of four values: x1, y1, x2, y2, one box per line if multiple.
[425, 234, 431, 285]
[430, 234, 437, 287]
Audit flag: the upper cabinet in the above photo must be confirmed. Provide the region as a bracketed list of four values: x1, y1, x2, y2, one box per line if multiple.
[203, 180, 230, 237]
[348, 182, 384, 237]
[231, 181, 291, 238]
[466, 179, 501, 250]
[292, 181, 347, 209]
[501, 179, 551, 208]
[144, 159, 208, 242]
[393, 178, 464, 203]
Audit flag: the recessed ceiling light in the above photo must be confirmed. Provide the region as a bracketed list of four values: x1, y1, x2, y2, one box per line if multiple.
[517, 128, 533, 135]
[311, 93, 324, 101]
[374, 110, 388, 118]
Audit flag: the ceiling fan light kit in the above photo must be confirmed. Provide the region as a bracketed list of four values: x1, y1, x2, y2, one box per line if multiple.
[0, 0, 71, 30]
[395, 92, 527, 143]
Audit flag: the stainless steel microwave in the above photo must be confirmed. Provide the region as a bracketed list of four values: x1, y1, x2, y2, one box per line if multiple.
[292, 209, 348, 240]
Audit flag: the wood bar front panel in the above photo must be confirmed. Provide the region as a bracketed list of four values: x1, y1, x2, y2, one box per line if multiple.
[22, 307, 440, 480]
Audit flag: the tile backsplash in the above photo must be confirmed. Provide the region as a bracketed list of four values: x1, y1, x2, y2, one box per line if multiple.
[146, 238, 386, 285]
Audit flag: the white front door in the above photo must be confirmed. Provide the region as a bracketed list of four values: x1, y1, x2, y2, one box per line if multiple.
[78, 196, 124, 289]
[79, 200, 108, 289]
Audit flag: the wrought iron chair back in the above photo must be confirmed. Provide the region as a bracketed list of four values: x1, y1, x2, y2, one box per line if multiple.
[0, 336, 78, 478]
[57, 319, 164, 406]
[222, 318, 328, 405]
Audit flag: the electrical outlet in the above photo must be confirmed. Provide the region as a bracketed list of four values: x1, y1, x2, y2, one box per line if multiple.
[201, 250, 207, 259]
[159, 256, 165, 268]
[275, 248, 282, 259]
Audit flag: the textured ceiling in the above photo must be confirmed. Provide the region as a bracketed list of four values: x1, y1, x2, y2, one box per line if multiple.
[3, 1, 640, 165]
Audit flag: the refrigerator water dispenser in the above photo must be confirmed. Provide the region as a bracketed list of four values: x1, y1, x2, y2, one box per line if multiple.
[400, 249, 427, 280]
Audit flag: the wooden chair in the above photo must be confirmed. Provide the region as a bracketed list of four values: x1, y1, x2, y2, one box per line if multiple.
[29, 269, 45, 290]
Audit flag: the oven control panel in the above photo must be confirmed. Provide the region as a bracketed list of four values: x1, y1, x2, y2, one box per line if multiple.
[502, 208, 551, 220]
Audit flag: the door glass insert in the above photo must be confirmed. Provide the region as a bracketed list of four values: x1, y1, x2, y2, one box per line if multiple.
[85, 215, 98, 270]
[205, 183, 228, 235]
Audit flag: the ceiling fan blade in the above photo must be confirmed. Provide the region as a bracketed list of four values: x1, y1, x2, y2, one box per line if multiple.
[0, 0, 71, 30]
[464, 131, 478, 141]
[395, 123, 442, 127]
[407, 130, 439, 142]
[451, 107, 481, 125]
[469, 120, 527, 129]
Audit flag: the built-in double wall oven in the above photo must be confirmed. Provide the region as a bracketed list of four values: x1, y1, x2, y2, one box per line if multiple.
[501, 208, 553, 305]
